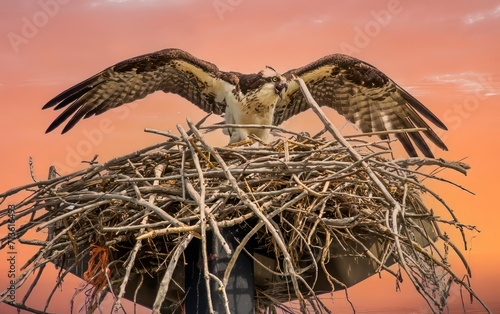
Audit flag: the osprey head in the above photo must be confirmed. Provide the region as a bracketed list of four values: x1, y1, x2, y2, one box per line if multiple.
[259, 66, 288, 99]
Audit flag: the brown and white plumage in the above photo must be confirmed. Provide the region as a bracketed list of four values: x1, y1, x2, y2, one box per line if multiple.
[43, 49, 234, 133]
[43, 48, 448, 157]
[274, 54, 448, 158]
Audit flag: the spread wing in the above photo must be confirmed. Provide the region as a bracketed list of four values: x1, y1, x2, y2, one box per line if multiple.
[275, 54, 448, 158]
[43, 48, 237, 133]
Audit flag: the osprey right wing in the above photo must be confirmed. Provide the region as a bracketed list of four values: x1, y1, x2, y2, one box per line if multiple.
[43, 48, 236, 134]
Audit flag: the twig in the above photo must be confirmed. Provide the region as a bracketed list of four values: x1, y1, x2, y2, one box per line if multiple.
[152, 234, 193, 314]
[113, 163, 166, 311]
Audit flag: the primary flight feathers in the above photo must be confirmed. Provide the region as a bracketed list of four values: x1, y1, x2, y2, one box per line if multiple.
[43, 48, 448, 157]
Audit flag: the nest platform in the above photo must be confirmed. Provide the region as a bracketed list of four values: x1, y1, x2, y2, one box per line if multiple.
[0, 79, 490, 313]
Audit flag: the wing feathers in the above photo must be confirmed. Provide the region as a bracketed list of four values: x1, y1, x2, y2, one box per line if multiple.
[370, 103, 389, 140]
[399, 86, 448, 130]
[43, 48, 232, 133]
[43, 74, 102, 110]
[46, 102, 85, 133]
[395, 133, 417, 157]
[277, 54, 448, 157]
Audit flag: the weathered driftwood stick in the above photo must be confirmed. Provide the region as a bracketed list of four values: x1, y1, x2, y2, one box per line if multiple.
[152, 234, 194, 314]
[178, 125, 231, 255]
[294, 76, 402, 218]
[178, 124, 216, 314]
[113, 163, 166, 311]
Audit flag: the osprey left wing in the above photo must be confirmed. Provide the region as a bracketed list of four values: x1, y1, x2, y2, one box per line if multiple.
[274, 54, 448, 158]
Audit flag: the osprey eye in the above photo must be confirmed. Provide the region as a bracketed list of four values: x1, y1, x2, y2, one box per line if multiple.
[272, 76, 279, 82]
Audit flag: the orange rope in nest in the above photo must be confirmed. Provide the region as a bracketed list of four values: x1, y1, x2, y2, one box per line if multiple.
[83, 244, 110, 301]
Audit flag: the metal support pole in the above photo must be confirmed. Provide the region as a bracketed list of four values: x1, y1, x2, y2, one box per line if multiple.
[185, 225, 254, 313]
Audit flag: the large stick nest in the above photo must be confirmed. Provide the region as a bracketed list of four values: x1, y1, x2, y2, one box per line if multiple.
[0, 80, 490, 314]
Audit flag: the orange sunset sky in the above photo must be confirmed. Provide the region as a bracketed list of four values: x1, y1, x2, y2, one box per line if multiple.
[1, 0, 500, 313]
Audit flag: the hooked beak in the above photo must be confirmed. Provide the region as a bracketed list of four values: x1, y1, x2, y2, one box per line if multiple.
[274, 82, 288, 99]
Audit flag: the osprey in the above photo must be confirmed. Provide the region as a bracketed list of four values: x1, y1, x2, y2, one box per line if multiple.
[43, 48, 448, 157]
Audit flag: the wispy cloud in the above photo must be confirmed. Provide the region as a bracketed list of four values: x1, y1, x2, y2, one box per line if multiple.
[426, 72, 499, 96]
[400, 86, 428, 97]
[0, 78, 79, 87]
[89, 0, 186, 8]
[463, 4, 500, 25]
[311, 15, 331, 25]
[16, 79, 65, 86]
[464, 13, 485, 25]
